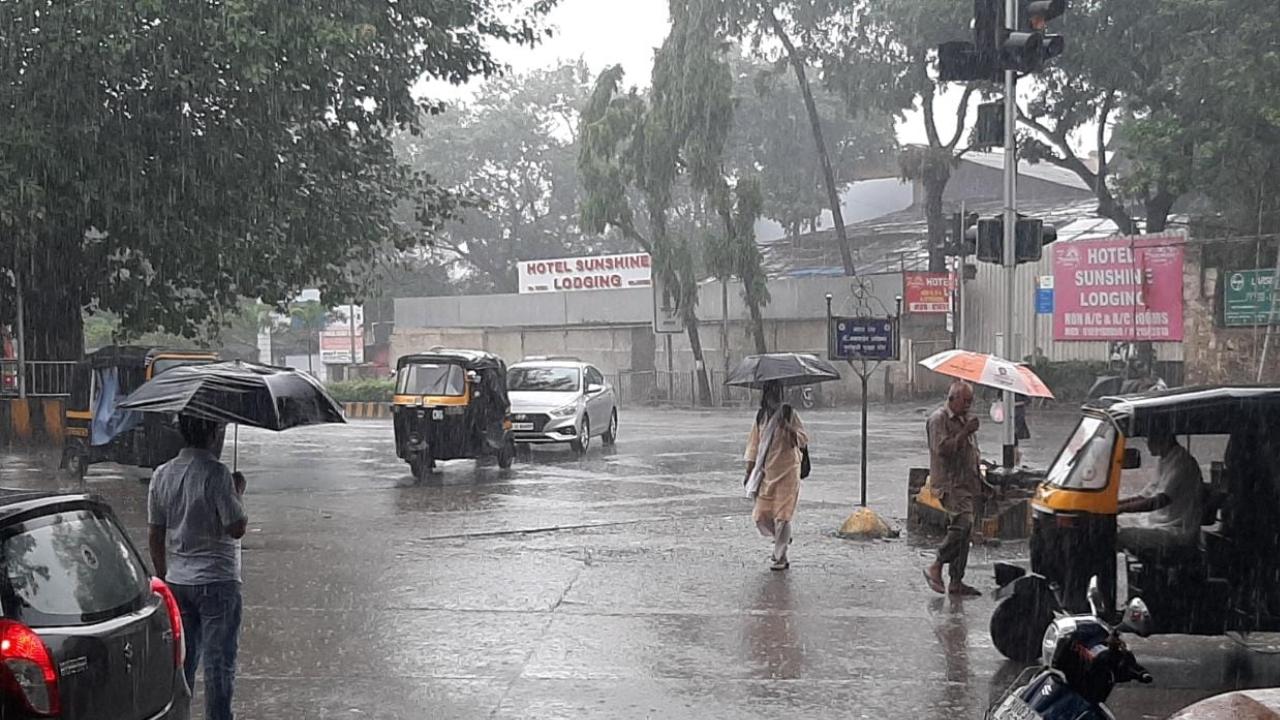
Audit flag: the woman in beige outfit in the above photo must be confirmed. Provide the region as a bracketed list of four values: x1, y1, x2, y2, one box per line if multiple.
[744, 381, 809, 570]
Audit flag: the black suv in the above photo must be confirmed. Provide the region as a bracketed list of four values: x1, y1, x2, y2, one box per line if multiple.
[0, 490, 188, 719]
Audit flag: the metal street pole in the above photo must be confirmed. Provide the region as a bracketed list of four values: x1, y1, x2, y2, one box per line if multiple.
[14, 264, 26, 400]
[349, 301, 358, 381]
[1002, 0, 1018, 469]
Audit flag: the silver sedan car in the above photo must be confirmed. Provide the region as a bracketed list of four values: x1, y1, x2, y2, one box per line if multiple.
[507, 359, 618, 454]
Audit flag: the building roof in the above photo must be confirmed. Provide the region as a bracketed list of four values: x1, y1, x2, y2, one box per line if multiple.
[761, 197, 1124, 277]
[962, 150, 1093, 192]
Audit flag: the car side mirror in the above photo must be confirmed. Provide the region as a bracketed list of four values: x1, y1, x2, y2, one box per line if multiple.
[586, 383, 604, 395]
[1087, 576, 1105, 617]
[1117, 597, 1153, 637]
[1123, 448, 1142, 470]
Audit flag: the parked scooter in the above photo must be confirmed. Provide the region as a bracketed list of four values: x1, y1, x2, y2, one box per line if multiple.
[987, 578, 1155, 720]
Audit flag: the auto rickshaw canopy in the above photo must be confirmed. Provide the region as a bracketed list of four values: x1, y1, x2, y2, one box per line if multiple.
[395, 349, 506, 373]
[1086, 385, 1280, 437]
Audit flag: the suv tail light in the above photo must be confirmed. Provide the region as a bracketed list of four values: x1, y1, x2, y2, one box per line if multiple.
[151, 577, 185, 667]
[0, 619, 60, 716]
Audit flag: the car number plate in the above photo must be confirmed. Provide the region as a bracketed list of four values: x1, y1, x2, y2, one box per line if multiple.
[512, 422, 534, 431]
[432, 409, 444, 420]
[994, 695, 1038, 720]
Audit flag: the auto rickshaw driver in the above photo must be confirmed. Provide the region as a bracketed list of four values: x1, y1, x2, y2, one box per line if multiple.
[1116, 428, 1204, 556]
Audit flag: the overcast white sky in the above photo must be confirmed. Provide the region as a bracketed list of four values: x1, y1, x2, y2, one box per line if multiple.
[423, 0, 956, 146]
[423, 0, 1091, 155]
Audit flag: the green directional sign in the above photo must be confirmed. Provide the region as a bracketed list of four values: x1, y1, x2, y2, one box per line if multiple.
[1224, 269, 1280, 327]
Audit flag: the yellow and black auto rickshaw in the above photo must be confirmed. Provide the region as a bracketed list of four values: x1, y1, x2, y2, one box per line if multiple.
[990, 385, 1280, 661]
[392, 349, 515, 480]
[62, 346, 220, 478]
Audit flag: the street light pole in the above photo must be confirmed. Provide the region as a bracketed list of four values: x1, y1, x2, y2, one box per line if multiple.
[14, 263, 26, 400]
[1001, 0, 1019, 468]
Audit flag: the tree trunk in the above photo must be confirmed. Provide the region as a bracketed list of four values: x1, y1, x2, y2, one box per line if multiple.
[924, 176, 948, 272]
[22, 232, 85, 361]
[684, 311, 714, 407]
[1144, 191, 1176, 234]
[746, 298, 768, 354]
[767, 10, 855, 276]
[1097, 192, 1138, 236]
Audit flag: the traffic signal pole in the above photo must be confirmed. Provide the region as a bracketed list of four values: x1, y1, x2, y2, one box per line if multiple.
[1001, 0, 1018, 469]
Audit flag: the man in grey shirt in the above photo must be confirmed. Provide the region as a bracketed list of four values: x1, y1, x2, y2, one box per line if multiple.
[149, 416, 247, 720]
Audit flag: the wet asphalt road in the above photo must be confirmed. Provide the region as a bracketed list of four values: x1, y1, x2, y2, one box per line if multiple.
[4, 404, 1280, 719]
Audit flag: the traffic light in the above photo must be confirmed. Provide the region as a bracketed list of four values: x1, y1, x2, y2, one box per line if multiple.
[945, 211, 980, 256]
[1002, 0, 1066, 73]
[971, 214, 1059, 265]
[938, 0, 1067, 80]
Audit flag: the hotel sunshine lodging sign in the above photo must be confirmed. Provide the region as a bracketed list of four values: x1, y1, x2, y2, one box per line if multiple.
[518, 253, 653, 294]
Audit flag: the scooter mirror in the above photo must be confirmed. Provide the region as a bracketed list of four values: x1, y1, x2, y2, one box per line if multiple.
[1087, 576, 1105, 617]
[1118, 598, 1154, 638]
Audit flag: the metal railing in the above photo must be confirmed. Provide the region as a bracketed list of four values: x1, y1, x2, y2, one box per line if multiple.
[614, 369, 755, 408]
[0, 360, 77, 397]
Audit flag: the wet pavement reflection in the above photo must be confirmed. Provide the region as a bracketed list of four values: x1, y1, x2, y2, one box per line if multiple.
[4, 405, 1280, 718]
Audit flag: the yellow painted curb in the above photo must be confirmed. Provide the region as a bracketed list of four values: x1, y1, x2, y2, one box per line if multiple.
[342, 402, 391, 419]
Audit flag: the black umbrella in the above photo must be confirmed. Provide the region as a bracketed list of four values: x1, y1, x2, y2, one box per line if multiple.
[118, 361, 346, 431]
[725, 353, 842, 389]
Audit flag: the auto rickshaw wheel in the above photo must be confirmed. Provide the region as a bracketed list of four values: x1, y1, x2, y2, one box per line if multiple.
[63, 446, 88, 481]
[572, 417, 590, 455]
[409, 450, 434, 482]
[991, 589, 1055, 662]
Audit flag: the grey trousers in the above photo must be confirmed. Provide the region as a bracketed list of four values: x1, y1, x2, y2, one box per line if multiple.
[757, 518, 792, 562]
[936, 494, 975, 583]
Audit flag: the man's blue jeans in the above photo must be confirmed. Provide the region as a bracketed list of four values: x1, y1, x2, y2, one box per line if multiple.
[170, 581, 242, 720]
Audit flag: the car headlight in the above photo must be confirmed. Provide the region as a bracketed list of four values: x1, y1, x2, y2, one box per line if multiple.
[549, 402, 578, 418]
[1041, 621, 1061, 667]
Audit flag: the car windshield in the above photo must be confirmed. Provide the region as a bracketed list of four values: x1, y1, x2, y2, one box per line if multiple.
[1045, 416, 1116, 491]
[1, 508, 150, 627]
[509, 367, 580, 392]
[151, 357, 215, 376]
[397, 363, 466, 396]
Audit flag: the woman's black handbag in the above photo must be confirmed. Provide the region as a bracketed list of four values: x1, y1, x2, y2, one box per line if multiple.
[800, 447, 811, 479]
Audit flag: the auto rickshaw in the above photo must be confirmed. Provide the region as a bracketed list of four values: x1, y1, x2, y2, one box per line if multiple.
[62, 346, 220, 478]
[391, 349, 516, 480]
[990, 385, 1280, 662]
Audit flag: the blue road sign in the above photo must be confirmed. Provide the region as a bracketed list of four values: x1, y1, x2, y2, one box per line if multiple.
[1036, 288, 1054, 315]
[831, 317, 898, 361]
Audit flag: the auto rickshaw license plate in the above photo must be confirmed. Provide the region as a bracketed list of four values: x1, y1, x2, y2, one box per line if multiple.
[432, 409, 444, 420]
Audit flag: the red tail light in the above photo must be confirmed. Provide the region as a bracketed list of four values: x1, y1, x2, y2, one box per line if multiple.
[151, 577, 185, 668]
[0, 619, 60, 716]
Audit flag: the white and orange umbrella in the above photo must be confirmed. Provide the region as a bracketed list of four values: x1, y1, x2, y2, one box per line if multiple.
[918, 350, 1055, 399]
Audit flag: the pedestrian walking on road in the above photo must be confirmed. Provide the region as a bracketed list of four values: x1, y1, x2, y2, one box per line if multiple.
[923, 381, 984, 596]
[744, 381, 809, 571]
[148, 416, 248, 720]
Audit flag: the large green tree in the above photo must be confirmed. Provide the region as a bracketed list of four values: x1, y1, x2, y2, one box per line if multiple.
[0, 0, 553, 360]
[579, 64, 721, 403]
[800, 0, 978, 272]
[1018, 0, 1280, 236]
[396, 60, 620, 293]
[726, 56, 897, 243]
[650, 0, 770, 355]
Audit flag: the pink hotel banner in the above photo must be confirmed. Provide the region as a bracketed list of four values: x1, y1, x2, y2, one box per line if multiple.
[1052, 234, 1185, 342]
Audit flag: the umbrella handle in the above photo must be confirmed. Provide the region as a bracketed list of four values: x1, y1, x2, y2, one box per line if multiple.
[233, 424, 238, 472]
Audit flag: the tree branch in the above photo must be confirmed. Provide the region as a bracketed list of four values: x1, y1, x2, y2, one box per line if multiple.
[1017, 109, 1099, 188]
[945, 86, 977, 151]
[921, 81, 942, 148]
[1096, 91, 1114, 182]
